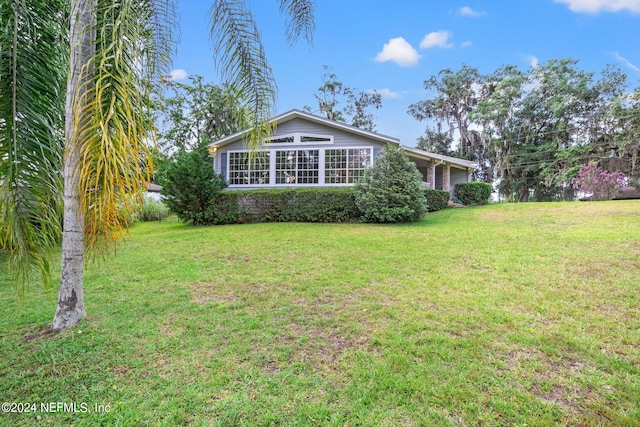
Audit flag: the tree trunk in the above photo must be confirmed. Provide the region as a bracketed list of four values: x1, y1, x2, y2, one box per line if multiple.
[53, 0, 96, 331]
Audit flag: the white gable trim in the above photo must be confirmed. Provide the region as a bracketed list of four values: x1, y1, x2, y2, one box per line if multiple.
[208, 109, 400, 150]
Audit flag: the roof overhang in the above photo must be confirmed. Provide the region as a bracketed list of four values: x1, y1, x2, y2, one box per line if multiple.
[208, 109, 400, 151]
[401, 145, 477, 170]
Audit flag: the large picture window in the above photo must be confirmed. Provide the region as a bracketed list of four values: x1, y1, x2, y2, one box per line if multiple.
[228, 152, 270, 185]
[325, 148, 371, 184]
[225, 146, 373, 186]
[275, 149, 319, 184]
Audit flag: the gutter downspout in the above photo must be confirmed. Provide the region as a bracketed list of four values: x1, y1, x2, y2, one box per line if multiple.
[432, 160, 444, 190]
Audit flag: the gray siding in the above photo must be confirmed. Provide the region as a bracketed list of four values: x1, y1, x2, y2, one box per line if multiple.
[450, 168, 470, 190]
[220, 118, 387, 152]
[212, 118, 392, 189]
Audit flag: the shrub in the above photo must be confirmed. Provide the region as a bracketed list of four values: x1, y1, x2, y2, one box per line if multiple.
[160, 148, 227, 225]
[424, 189, 450, 212]
[454, 182, 492, 205]
[353, 145, 427, 223]
[137, 197, 170, 222]
[210, 188, 359, 224]
[572, 162, 628, 201]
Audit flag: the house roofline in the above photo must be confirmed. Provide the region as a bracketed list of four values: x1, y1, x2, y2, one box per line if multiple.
[208, 109, 401, 149]
[208, 109, 477, 171]
[400, 145, 478, 170]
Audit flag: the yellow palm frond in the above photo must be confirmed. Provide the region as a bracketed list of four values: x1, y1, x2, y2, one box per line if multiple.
[70, 0, 176, 254]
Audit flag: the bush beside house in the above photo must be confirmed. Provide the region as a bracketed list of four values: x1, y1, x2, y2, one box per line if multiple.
[424, 189, 450, 212]
[211, 188, 359, 224]
[160, 148, 227, 225]
[353, 146, 428, 223]
[455, 182, 492, 205]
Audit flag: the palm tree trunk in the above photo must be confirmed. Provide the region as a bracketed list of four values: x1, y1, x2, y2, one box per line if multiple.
[53, 0, 96, 331]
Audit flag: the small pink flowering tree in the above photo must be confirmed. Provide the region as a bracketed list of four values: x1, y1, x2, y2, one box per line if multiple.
[572, 162, 628, 201]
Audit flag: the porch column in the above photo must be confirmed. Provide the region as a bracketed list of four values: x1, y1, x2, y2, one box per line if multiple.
[426, 161, 433, 188]
[443, 163, 451, 197]
[431, 162, 438, 189]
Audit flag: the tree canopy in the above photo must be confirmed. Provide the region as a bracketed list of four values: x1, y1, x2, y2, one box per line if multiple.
[409, 59, 640, 201]
[305, 66, 382, 131]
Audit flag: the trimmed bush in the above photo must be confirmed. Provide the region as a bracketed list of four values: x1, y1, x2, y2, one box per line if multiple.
[160, 148, 227, 225]
[424, 189, 450, 212]
[353, 145, 428, 223]
[210, 187, 359, 224]
[454, 182, 492, 205]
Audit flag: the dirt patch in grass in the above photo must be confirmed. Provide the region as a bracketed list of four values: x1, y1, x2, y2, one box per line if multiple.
[272, 323, 371, 376]
[110, 364, 131, 377]
[565, 258, 617, 283]
[188, 282, 238, 305]
[506, 348, 601, 414]
[23, 324, 58, 343]
[188, 282, 282, 305]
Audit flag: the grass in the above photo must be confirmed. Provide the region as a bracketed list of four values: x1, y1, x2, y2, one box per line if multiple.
[1, 201, 639, 426]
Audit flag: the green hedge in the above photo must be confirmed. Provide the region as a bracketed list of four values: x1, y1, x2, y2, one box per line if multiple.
[454, 182, 492, 205]
[424, 189, 450, 212]
[211, 188, 360, 224]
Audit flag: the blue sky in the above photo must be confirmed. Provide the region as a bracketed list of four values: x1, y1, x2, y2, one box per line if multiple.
[171, 0, 640, 145]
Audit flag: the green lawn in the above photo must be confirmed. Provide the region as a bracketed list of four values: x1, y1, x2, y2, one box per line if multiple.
[1, 201, 639, 426]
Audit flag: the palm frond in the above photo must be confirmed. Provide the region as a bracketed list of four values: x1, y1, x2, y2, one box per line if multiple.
[279, 0, 315, 47]
[71, 0, 177, 253]
[209, 0, 276, 151]
[0, 0, 67, 293]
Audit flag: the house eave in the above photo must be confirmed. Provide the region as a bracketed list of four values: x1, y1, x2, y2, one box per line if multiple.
[400, 145, 477, 170]
[208, 109, 401, 152]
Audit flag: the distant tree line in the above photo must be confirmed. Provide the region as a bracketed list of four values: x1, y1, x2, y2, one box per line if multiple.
[409, 59, 640, 201]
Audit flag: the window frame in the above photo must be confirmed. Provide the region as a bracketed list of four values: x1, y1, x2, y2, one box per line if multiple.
[324, 147, 372, 184]
[274, 149, 320, 185]
[264, 133, 334, 146]
[227, 151, 271, 186]
[225, 146, 374, 188]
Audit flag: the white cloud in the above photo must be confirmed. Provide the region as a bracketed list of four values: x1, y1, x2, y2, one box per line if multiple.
[524, 55, 539, 68]
[375, 37, 421, 67]
[169, 69, 188, 81]
[554, 0, 640, 14]
[461, 41, 473, 48]
[458, 6, 486, 16]
[373, 88, 402, 99]
[420, 31, 453, 49]
[612, 52, 640, 73]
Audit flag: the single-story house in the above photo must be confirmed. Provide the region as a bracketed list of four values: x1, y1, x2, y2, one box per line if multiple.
[208, 109, 477, 198]
[144, 183, 164, 201]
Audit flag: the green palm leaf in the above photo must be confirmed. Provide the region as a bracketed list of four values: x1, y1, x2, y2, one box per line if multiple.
[0, 0, 67, 293]
[208, 0, 314, 150]
[279, 0, 315, 47]
[209, 0, 276, 150]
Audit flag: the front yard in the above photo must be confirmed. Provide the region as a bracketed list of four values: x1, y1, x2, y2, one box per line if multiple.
[1, 201, 638, 426]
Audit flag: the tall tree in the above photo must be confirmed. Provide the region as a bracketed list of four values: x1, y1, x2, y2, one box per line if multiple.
[1, 0, 315, 331]
[155, 75, 249, 155]
[305, 66, 382, 131]
[415, 126, 455, 157]
[54, 0, 178, 329]
[408, 65, 483, 160]
[473, 59, 631, 201]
